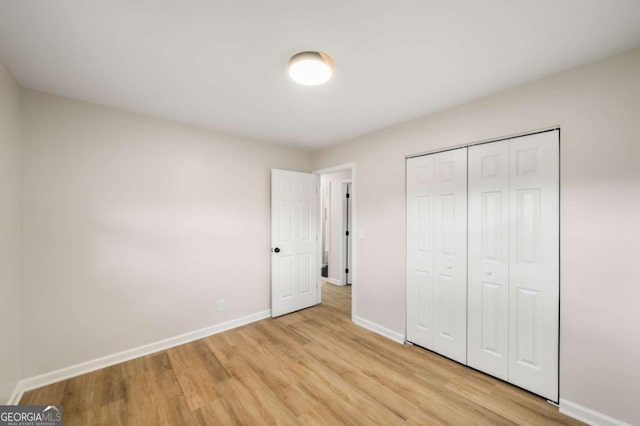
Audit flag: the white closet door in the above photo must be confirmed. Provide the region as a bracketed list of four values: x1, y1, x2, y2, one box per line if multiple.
[433, 148, 468, 363]
[467, 140, 510, 380]
[508, 131, 559, 401]
[406, 148, 467, 361]
[406, 154, 435, 349]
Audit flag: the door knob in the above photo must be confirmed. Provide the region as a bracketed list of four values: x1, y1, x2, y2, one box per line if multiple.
[273, 247, 280, 253]
[445, 264, 452, 270]
[484, 270, 492, 275]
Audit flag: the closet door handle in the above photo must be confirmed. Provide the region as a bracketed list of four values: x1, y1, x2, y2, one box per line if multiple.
[445, 264, 452, 270]
[484, 269, 492, 275]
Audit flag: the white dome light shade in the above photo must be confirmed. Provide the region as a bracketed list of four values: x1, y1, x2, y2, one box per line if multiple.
[288, 51, 334, 86]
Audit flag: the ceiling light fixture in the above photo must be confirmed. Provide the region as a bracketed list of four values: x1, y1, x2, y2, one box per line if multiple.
[288, 51, 335, 86]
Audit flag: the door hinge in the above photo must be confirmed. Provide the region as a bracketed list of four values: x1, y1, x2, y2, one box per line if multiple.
[345, 268, 349, 274]
[346, 193, 350, 199]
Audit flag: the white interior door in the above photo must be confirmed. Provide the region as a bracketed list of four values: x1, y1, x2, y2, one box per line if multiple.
[433, 148, 468, 363]
[271, 169, 319, 317]
[406, 154, 435, 349]
[468, 140, 510, 380]
[407, 148, 467, 363]
[508, 131, 559, 401]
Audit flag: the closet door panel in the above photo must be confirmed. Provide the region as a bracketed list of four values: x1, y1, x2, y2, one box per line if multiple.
[433, 148, 467, 363]
[508, 131, 559, 401]
[467, 141, 510, 380]
[406, 155, 435, 349]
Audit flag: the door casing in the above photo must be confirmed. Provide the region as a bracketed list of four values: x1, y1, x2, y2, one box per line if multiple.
[313, 163, 357, 321]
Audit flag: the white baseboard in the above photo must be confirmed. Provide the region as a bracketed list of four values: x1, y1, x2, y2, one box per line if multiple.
[13, 309, 271, 402]
[327, 278, 344, 286]
[6, 382, 24, 405]
[560, 399, 631, 426]
[353, 315, 405, 344]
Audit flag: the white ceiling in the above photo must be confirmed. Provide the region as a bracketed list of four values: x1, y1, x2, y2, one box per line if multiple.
[1, 1, 640, 149]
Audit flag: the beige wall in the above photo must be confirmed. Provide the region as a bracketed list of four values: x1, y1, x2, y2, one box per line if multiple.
[20, 90, 311, 378]
[312, 48, 640, 424]
[0, 63, 21, 402]
[320, 169, 352, 284]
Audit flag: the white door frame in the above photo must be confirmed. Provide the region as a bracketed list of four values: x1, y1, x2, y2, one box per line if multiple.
[342, 179, 353, 286]
[313, 163, 357, 321]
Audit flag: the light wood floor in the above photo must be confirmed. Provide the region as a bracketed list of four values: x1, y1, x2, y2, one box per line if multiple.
[22, 283, 581, 425]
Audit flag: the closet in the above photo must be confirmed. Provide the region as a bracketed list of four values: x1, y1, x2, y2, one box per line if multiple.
[406, 130, 559, 401]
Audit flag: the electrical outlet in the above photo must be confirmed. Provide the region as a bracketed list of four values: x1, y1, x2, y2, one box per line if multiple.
[218, 299, 226, 311]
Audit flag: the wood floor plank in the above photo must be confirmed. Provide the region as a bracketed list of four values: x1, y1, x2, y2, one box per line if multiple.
[20, 282, 583, 425]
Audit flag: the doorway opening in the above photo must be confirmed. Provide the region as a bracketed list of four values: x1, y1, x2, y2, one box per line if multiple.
[315, 163, 356, 321]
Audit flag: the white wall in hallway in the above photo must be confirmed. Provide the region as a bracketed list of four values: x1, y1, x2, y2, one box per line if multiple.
[20, 90, 312, 378]
[312, 48, 640, 424]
